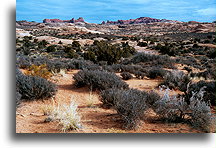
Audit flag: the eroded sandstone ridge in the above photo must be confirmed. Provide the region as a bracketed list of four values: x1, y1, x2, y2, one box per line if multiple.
[43, 17, 85, 23]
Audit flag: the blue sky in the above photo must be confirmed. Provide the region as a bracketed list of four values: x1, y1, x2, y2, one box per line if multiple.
[16, 0, 216, 23]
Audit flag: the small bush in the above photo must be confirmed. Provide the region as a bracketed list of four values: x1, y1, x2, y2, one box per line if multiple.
[73, 70, 129, 90]
[189, 87, 214, 132]
[25, 64, 53, 79]
[147, 68, 166, 79]
[153, 88, 188, 121]
[133, 71, 145, 79]
[131, 53, 175, 68]
[16, 68, 57, 101]
[46, 45, 57, 52]
[187, 81, 215, 105]
[152, 87, 215, 132]
[120, 72, 132, 80]
[100, 88, 149, 129]
[161, 70, 190, 91]
[16, 55, 32, 69]
[16, 91, 22, 108]
[137, 42, 148, 47]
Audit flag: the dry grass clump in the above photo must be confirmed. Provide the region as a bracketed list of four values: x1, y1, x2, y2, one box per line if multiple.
[43, 97, 82, 132]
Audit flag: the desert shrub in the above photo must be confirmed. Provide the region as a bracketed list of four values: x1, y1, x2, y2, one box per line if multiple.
[137, 42, 147, 47]
[189, 88, 214, 132]
[131, 53, 175, 68]
[73, 70, 129, 90]
[100, 88, 117, 107]
[72, 40, 81, 48]
[24, 64, 53, 79]
[16, 91, 22, 108]
[32, 57, 50, 66]
[147, 68, 166, 79]
[120, 72, 133, 80]
[160, 70, 190, 91]
[103, 64, 122, 72]
[176, 56, 203, 70]
[46, 45, 57, 52]
[16, 55, 32, 69]
[67, 59, 94, 70]
[190, 70, 212, 80]
[48, 60, 67, 73]
[100, 88, 149, 129]
[38, 40, 48, 49]
[183, 66, 192, 73]
[16, 68, 57, 101]
[152, 87, 215, 132]
[187, 81, 215, 105]
[84, 41, 135, 64]
[153, 88, 188, 121]
[133, 71, 145, 79]
[207, 48, 216, 59]
[145, 91, 161, 108]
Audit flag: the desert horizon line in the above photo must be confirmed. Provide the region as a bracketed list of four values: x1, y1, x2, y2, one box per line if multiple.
[16, 16, 216, 24]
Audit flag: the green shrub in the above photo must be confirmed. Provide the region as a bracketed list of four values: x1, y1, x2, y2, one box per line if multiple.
[84, 41, 135, 64]
[46, 45, 57, 52]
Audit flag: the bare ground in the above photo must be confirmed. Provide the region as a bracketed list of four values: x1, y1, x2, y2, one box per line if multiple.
[16, 70, 202, 133]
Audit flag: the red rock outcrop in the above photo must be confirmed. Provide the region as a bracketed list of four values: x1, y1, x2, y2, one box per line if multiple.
[43, 17, 85, 23]
[102, 17, 178, 25]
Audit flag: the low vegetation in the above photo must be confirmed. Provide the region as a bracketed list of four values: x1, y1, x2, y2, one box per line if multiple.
[16, 68, 57, 101]
[73, 69, 129, 90]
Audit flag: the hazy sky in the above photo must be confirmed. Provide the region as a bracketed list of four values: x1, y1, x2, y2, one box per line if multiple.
[16, 0, 216, 23]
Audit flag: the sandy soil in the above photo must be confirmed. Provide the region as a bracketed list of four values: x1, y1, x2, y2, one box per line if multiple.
[16, 70, 203, 133]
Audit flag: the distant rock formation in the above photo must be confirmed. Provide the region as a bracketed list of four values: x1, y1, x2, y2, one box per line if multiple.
[43, 17, 85, 23]
[102, 17, 178, 25]
[188, 21, 200, 24]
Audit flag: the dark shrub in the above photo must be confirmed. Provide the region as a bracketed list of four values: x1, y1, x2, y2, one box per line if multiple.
[46, 45, 57, 52]
[137, 42, 147, 47]
[73, 70, 129, 90]
[133, 71, 145, 79]
[207, 48, 216, 59]
[38, 40, 48, 49]
[131, 53, 175, 69]
[187, 81, 215, 106]
[100, 88, 149, 129]
[183, 66, 192, 73]
[147, 68, 166, 79]
[16, 69, 57, 101]
[67, 59, 94, 70]
[120, 72, 133, 80]
[16, 55, 32, 69]
[100, 88, 117, 107]
[16, 91, 22, 108]
[85, 41, 135, 64]
[146, 91, 161, 108]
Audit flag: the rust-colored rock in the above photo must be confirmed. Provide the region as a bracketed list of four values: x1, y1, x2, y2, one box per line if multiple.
[102, 17, 177, 25]
[43, 17, 85, 23]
